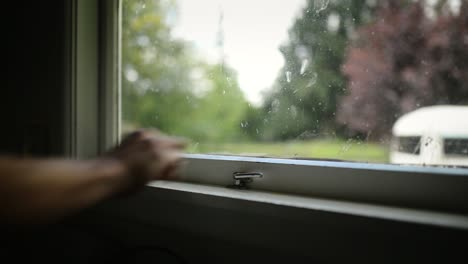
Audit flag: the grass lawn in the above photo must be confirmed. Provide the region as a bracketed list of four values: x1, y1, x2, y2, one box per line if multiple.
[187, 139, 389, 164]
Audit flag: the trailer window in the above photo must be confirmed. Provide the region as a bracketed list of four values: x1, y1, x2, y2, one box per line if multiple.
[444, 138, 468, 156]
[397, 136, 421, 155]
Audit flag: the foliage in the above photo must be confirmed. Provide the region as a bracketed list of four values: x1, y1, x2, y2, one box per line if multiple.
[122, 0, 249, 142]
[184, 64, 249, 142]
[122, 0, 194, 134]
[252, 0, 376, 141]
[338, 0, 468, 139]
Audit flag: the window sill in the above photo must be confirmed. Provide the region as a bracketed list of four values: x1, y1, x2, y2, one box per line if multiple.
[149, 180, 468, 230]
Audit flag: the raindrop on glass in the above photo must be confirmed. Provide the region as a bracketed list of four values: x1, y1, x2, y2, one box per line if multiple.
[300, 59, 309, 75]
[314, 0, 329, 13]
[286, 71, 292, 83]
[307, 72, 318, 87]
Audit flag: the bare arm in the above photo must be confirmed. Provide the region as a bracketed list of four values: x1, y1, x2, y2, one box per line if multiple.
[0, 129, 185, 225]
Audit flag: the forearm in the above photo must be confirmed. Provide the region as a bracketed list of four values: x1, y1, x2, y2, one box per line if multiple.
[0, 129, 185, 225]
[0, 157, 129, 224]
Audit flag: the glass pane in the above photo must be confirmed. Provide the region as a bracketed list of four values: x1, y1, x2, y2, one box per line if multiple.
[121, 0, 468, 167]
[396, 137, 421, 155]
[444, 138, 468, 156]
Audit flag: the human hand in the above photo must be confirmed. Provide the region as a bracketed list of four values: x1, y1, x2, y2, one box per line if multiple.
[106, 129, 186, 193]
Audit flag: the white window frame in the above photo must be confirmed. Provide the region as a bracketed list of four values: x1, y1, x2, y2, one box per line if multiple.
[179, 154, 468, 213]
[65, 0, 121, 158]
[69, 0, 468, 229]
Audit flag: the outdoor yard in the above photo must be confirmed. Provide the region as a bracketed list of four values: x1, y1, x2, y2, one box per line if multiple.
[188, 139, 389, 164]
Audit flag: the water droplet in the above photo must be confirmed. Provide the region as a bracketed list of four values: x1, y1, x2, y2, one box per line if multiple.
[271, 99, 280, 113]
[314, 0, 329, 13]
[339, 139, 354, 154]
[307, 73, 318, 87]
[190, 142, 199, 152]
[290, 106, 298, 119]
[300, 59, 309, 75]
[286, 71, 292, 83]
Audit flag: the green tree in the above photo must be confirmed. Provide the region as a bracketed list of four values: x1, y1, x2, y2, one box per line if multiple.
[122, 0, 197, 135]
[186, 64, 249, 142]
[258, 0, 376, 141]
[122, 0, 250, 142]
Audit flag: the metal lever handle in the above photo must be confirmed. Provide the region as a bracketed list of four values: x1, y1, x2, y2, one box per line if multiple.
[231, 172, 263, 189]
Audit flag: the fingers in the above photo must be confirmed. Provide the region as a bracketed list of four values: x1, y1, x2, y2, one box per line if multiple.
[120, 130, 185, 152]
[157, 136, 188, 149]
[119, 129, 147, 147]
[137, 132, 187, 149]
[155, 150, 184, 180]
[119, 128, 186, 180]
[159, 159, 181, 180]
[165, 159, 188, 181]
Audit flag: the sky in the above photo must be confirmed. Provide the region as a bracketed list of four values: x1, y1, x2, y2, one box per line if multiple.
[172, 0, 307, 105]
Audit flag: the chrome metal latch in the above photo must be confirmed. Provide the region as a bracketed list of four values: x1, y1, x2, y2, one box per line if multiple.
[230, 172, 263, 189]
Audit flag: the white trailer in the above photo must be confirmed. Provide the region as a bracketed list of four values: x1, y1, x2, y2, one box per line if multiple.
[390, 105, 468, 167]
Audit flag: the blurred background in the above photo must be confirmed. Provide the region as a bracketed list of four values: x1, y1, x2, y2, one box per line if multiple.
[121, 0, 468, 165]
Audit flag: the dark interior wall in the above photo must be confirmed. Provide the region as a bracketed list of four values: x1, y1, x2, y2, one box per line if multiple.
[6, 187, 467, 264]
[3, 1, 67, 156]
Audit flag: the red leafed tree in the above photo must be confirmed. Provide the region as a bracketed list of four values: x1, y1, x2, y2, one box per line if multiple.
[337, 1, 468, 140]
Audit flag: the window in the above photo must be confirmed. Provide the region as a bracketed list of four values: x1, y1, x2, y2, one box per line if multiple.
[115, 0, 468, 215]
[120, 0, 468, 168]
[444, 138, 468, 156]
[396, 136, 421, 155]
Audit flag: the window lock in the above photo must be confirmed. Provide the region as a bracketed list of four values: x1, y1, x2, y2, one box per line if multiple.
[229, 172, 263, 189]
